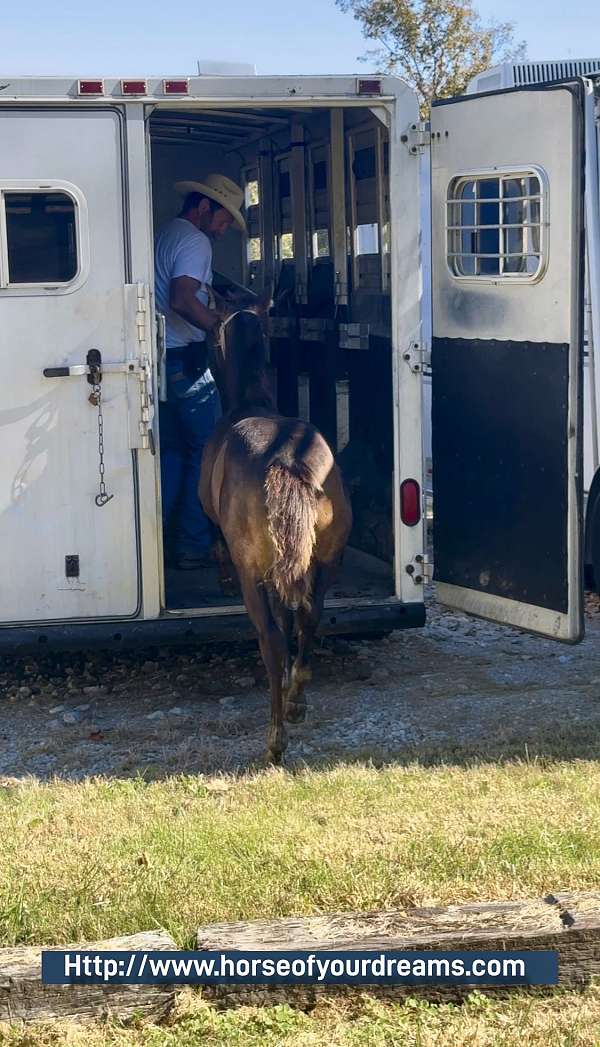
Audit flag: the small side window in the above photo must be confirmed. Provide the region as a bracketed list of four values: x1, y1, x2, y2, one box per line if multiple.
[447, 169, 546, 281]
[1, 190, 79, 287]
[244, 180, 259, 208]
[355, 222, 379, 257]
[312, 229, 330, 259]
[278, 232, 294, 260]
[247, 237, 262, 263]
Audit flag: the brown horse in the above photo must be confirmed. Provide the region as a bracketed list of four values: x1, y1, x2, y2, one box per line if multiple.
[200, 305, 352, 763]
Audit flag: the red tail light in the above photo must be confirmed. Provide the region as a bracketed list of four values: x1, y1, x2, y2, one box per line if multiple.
[400, 479, 421, 526]
[164, 79, 189, 95]
[78, 80, 104, 95]
[121, 79, 147, 95]
[357, 78, 382, 96]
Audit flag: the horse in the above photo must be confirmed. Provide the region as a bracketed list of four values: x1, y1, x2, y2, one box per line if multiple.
[200, 302, 352, 763]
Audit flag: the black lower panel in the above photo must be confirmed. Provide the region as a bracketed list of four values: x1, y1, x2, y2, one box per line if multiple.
[432, 338, 569, 613]
[0, 600, 423, 655]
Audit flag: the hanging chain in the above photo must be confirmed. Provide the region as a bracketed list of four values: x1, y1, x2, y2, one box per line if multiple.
[89, 363, 114, 508]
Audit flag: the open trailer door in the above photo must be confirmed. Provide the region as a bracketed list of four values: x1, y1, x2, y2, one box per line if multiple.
[430, 82, 586, 641]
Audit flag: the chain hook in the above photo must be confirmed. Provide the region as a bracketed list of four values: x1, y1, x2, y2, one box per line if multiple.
[88, 358, 115, 509]
[95, 492, 114, 508]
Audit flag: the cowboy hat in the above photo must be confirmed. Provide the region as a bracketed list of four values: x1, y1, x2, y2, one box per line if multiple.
[174, 173, 247, 233]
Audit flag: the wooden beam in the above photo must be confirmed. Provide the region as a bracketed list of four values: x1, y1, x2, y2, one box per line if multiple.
[0, 930, 177, 1025]
[197, 892, 600, 1009]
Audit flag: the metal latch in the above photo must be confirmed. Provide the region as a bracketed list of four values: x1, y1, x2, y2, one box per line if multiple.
[299, 317, 334, 342]
[156, 312, 167, 404]
[43, 361, 141, 378]
[339, 322, 370, 351]
[402, 342, 431, 374]
[401, 121, 431, 156]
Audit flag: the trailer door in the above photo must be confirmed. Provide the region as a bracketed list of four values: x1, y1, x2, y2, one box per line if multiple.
[430, 83, 585, 640]
[0, 107, 145, 624]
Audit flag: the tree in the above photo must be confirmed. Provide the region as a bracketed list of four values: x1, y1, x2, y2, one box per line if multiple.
[336, 0, 526, 112]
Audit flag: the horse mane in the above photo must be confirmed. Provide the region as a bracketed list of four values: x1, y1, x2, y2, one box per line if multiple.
[226, 311, 276, 412]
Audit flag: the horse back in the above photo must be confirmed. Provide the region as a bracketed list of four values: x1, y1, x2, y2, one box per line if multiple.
[201, 411, 351, 569]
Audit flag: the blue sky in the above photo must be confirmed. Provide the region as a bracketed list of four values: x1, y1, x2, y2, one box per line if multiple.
[1, 0, 599, 77]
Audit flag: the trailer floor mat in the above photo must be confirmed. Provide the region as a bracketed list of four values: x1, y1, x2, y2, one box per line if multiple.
[164, 546, 394, 611]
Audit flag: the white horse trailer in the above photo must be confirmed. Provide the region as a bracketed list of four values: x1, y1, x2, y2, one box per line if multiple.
[0, 71, 594, 651]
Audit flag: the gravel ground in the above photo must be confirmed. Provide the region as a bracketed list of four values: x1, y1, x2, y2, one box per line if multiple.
[1, 593, 600, 780]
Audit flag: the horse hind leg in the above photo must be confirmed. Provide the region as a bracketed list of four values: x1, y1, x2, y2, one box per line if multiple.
[285, 563, 332, 724]
[238, 568, 289, 764]
[214, 531, 241, 598]
[268, 589, 294, 690]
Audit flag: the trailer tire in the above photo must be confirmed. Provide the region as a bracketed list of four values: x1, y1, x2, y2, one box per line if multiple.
[585, 469, 600, 592]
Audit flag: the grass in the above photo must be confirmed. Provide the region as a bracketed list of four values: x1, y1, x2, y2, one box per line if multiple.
[2, 990, 600, 1046]
[1, 758, 600, 1043]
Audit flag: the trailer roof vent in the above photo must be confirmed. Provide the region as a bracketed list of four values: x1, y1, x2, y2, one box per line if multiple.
[468, 58, 600, 93]
[513, 58, 600, 86]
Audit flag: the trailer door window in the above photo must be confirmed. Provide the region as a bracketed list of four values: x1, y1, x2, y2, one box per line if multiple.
[447, 169, 545, 281]
[1, 190, 79, 286]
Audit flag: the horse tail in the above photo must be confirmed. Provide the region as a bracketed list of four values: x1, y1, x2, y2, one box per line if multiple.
[264, 459, 320, 609]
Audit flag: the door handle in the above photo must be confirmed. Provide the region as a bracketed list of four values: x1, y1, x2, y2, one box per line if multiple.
[43, 362, 140, 378]
[43, 364, 89, 378]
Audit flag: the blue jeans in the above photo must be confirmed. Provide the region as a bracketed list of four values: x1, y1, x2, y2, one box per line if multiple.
[159, 356, 221, 557]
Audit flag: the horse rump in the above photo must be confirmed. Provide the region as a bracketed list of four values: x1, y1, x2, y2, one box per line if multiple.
[264, 459, 320, 610]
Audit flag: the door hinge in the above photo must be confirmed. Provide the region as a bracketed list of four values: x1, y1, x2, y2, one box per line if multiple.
[136, 281, 148, 349]
[402, 122, 431, 155]
[135, 283, 152, 450]
[402, 342, 431, 374]
[405, 555, 433, 585]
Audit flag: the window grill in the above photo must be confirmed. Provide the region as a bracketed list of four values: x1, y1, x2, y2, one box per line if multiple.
[447, 170, 546, 280]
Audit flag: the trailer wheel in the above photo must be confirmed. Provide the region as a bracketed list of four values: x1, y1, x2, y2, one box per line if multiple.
[585, 470, 600, 592]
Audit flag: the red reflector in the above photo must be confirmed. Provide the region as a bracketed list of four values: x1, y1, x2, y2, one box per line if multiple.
[78, 79, 104, 95]
[400, 479, 421, 527]
[357, 78, 382, 96]
[121, 79, 147, 95]
[164, 79, 189, 95]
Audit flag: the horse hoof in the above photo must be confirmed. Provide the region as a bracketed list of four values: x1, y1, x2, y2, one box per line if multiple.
[266, 725, 288, 764]
[265, 748, 284, 766]
[285, 701, 306, 724]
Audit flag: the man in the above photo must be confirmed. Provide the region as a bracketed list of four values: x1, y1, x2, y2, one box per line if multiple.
[155, 174, 246, 569]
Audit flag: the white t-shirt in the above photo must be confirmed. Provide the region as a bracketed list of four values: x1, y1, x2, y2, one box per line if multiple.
[154, 217, 213, 349]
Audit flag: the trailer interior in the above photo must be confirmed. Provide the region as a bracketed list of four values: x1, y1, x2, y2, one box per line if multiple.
[149, 103, 396, 613]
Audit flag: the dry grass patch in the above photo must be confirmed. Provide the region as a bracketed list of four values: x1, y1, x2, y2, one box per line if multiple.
[1, 759, 600, 948]
[1, 760, 600, 1043]
[2, 990, 600, 1046]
